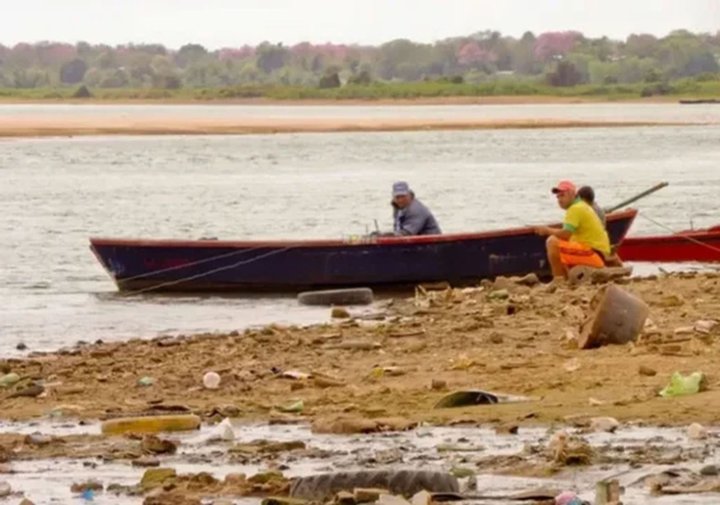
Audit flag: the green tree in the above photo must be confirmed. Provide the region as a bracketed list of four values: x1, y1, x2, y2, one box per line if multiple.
[60, 59, 88, 84]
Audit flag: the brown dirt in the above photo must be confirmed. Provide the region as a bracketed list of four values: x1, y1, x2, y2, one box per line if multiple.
[1, 272, 720, 429]
[0, 115, 700, 138]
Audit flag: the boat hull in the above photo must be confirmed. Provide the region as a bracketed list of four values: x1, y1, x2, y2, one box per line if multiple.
[90, 209, 637, 293]
[618, 227, 720, 263]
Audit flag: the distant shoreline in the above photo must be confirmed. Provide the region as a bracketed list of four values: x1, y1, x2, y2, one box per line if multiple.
[0, 115, 701, 138]
[0, 94, 696, 107]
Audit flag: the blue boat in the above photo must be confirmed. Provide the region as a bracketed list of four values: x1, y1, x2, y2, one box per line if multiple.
[89, 209, 637, 293]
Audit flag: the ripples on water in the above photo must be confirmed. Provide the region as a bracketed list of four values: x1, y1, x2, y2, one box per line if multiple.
[2, 122, 720, 354]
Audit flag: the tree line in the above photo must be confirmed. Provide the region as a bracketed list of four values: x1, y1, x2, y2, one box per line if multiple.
[0, 30, 718, 93]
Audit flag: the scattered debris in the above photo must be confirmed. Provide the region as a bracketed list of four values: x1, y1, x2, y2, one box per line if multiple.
[137, 376, 155, 387]
[434, 390, 530, 409]
[694, 320, 718, 334]
[276, 400, 304, 414]
[595, 479, 622, 504]
[578, 285, 649, 349]
[659, 371, 706, 398]
[0, 373, 20, 388]
[70, 480, 103, 494]
[101, 414, 202, 435]
[203, 371, 221, 389]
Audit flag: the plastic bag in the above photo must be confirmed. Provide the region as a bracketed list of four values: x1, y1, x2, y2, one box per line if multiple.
[659, 371, 705, 398]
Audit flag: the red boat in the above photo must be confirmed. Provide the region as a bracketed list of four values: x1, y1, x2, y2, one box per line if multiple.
[618, 225, 720, 263]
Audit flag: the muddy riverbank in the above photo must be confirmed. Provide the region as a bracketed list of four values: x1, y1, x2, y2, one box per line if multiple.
[2, 271, 719, 428]
[2, 272, 720, 503]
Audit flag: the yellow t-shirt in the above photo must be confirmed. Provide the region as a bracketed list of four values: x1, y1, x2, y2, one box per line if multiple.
[563, 199, 611, 255]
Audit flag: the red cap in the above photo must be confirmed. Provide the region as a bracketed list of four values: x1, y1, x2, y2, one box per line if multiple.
[552, 180, 576, 194]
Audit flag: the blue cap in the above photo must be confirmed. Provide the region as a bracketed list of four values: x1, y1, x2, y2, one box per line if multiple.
[392, 181, 411, 196]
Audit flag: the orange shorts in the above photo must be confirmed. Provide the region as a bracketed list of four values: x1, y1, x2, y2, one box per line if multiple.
[558, 240, 605, 268]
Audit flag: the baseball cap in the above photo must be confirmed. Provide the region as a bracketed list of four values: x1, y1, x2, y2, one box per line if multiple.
[551, 180, 577, 194]
[392, 181, 411, 196]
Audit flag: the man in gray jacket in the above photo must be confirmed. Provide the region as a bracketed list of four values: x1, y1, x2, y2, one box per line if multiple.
[391, 181, 441, 236]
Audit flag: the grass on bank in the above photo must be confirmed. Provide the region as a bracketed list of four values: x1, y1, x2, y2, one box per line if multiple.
[0, 78, 718, 102]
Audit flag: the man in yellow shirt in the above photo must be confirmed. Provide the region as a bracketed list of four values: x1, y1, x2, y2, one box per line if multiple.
[535, 180, 611, 279]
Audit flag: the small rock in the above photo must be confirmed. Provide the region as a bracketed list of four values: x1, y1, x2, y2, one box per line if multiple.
[495, 424, 519, 435]
[0, 481, 11, 498]
[19, 499, 35, 505]
[590, 417, 620, 433]
[431, 379, 447, 391]
[7, 384, 44, 398]
[687, 423, 708, 440]
[16, 343, 27, 351]
[140, 468, 177, 490]
[700, 465, 719, 476]
[313, 376, 346, 388]
[331, 307, 351, 319]
[335, 491, 356, 505]
[489, 332, 504, 344]
[0, 373, 20, 388]
[695, 320, 718, 334]
[70, 480, 103, 493]
[563, 358, 581, 372]
[450, 467, 475, 478]
[377, 495, 411, 505]
[141, 435, 177, 455]
[588, 397, 605, 407]
[411, 490, 432, 505]
[638, 365, 657, 377]
[515, 273, 540, 287]
[132, 456, 160, 468]
[487, 289, 510, 301]
[290, 382, 305, 391]
[138, 376, 155, 387]
[354, 488, 388, 504]
[674, 326, 695, 336]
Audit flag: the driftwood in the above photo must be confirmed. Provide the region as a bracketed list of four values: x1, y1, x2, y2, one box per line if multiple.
[578, 285, 649, 349]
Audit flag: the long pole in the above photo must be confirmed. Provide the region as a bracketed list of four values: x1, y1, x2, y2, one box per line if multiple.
[605, 181, 669, 214]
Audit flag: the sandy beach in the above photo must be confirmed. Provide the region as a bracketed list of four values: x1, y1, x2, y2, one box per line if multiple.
[0, 115, 700, 138]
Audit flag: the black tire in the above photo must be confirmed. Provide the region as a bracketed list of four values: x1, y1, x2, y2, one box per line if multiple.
[297, 288, 374, 306]
[290, 469, 459, 500]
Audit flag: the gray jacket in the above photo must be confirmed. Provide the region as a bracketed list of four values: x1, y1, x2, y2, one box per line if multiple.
[392, 198, 441, 236]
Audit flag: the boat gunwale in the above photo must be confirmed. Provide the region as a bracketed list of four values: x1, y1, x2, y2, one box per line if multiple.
[621, 229, 720, 244]
[89, 208, 637, 249]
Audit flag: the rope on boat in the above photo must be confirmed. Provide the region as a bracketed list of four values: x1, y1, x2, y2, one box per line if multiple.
[117, 245, 270, 284]
[638, 213, 720, 257]
[121, 246, 296, 296]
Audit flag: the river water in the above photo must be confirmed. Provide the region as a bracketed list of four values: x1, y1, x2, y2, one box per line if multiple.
[2, 105, 720, 355]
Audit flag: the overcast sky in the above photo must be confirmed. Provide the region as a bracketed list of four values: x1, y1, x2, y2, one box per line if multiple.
[2, 0, 719, 48]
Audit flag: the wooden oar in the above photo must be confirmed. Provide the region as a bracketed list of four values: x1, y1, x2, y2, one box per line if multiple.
[605, 181, 669, 214]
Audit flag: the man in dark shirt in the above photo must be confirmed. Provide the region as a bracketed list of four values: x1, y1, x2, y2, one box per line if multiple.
[391, 181, 441, 236]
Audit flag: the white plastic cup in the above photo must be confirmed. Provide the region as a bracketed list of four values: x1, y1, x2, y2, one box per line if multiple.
[203, 371, 221, 389]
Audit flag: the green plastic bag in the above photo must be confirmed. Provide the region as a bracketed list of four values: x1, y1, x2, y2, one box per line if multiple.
[659, 372, 705, 398]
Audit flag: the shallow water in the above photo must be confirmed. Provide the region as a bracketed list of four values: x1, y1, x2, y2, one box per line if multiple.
[2, 124, 720, 355]
[3, 102, 720, 123]
[2, 420, 719, 504]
